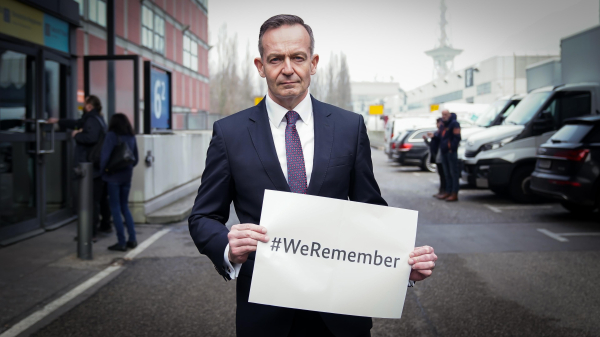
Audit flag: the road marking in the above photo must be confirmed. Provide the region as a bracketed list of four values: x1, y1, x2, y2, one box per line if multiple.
[537, 228, 569, 242]
[124, 227, 171, 260]
[413, 173, 421, 177]
[484, 204, 502, 213]
[484, 204, 555, 213]
[537, 228, 600, 242]
[429, 179, 439, 184]
[0, 227, 172, 337]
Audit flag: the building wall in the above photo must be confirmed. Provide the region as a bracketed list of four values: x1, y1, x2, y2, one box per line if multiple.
[74, 0, 210, 130]
[404, 55, 557, 114]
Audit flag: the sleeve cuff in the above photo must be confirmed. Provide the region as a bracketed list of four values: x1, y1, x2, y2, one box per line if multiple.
[223, 243, 242, 280]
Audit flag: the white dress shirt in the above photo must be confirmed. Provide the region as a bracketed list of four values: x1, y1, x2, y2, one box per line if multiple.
[223, 92, 315, 280]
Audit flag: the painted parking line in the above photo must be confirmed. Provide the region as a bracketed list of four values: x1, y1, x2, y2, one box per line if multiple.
[484, 204, 555, 213]
[537, 228, 600, 242]
[0, 227, 172, 337]
[484, 204, 503, 213]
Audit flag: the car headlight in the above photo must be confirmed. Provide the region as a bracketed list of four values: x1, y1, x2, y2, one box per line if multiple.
[467, 140, 474, 146]
[480, 136, 515, 152]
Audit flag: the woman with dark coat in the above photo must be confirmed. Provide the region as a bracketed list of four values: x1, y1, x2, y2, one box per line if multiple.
[99, 113, 139, 251]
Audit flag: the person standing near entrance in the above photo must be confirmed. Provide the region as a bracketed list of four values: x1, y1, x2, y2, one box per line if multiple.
[188, 14, 437, 337]
[48, 95, 112, 237]
[99, 113, 138, 252]
[437, 109, 461, 202]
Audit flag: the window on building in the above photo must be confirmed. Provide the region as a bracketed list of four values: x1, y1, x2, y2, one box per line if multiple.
[74, 0, 84, 15]
[88, 0, 106, 27]
[183, 35, 198, 72]
[141, 6, 165, 54]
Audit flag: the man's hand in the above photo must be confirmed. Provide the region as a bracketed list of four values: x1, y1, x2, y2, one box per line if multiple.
[227, 223, 269, 264]
[426, 132, 434, 138]
[47, 117, 59, 124]
[408, 245, 437, 282]
[71, 129, 81, 138]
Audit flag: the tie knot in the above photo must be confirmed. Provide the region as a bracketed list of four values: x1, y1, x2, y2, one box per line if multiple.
[285, 111, 300, 125]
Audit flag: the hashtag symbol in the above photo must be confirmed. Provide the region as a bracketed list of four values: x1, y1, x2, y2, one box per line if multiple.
[270, 237, 282, 251]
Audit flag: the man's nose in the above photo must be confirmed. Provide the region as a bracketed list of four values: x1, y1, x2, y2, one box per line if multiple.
[282, 57, 294, 75]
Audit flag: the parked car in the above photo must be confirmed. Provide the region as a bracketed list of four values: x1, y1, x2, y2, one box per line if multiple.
[384, 117, 436, 158]
[530, 115, 600, 213]
[391, 128, 438, 172]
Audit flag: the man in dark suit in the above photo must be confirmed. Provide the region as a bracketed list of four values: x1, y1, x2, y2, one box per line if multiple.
[189, 14, 437, 337]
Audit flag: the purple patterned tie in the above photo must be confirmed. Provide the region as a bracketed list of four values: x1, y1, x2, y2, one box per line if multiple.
[285, 111, 307, 194]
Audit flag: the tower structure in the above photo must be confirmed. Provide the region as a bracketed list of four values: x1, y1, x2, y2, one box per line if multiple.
[425, 0, 462, 80]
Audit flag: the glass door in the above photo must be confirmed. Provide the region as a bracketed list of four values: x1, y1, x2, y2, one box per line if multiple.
[0, 44, 41, 242]
[0, 41, 75, 244]
[43, 53, 74, 228]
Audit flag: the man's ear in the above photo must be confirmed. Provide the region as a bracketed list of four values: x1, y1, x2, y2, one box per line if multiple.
[310, 54, 319, 75]
[254, 57, 266, 78]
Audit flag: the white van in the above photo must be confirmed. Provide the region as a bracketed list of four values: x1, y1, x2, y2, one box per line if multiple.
[462, 83, 600, 202]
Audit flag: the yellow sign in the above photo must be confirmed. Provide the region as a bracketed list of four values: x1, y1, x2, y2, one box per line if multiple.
[254, 96, 264, 106]
[430, 104, 439, 112]
[0, 0, 44, 46]
[369, 105, 384, 115]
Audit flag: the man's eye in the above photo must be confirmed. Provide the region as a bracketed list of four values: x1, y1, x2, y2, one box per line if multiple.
[270, 58, 280, 63]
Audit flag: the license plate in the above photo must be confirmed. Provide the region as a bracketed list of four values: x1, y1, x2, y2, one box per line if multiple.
[538, 159, 551, 169]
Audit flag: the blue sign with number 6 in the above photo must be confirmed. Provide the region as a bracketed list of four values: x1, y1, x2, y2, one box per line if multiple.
[150, 67, 170, 130]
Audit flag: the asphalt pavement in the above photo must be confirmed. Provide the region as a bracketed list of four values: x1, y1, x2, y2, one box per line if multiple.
[6, 149, 600, 337]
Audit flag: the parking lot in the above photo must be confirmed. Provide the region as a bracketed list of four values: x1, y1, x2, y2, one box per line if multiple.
[10, 148, 598, 337]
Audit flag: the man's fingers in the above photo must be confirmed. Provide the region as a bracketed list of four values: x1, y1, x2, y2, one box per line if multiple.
[409, 245, 434, 258]
[232, 223, 267, 234]
[415, 269, 433, 276]
[231, 238, 259, 248]
[412, 261, 435, 270]
[408, 253, 437, 264]
[228, 230, 269, 242]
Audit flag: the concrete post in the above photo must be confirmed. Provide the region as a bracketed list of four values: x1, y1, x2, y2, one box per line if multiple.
[77, 162, 94, 260]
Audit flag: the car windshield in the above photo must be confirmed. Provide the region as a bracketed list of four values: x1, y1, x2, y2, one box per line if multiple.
[475, 100, 508, 127]
[503, 92, 552, 125]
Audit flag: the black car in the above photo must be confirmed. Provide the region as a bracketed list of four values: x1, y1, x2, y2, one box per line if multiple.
[391, 128, 437, 172]
[530, 115, 600, 213]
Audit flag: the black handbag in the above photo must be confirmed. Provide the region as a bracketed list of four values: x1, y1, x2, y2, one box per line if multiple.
[105, 136, 135, 173]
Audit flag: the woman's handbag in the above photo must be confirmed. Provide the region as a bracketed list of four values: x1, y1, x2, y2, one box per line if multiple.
[106, 136, 135, 173]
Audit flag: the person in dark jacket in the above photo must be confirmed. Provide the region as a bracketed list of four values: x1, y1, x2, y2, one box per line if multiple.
[424, 118, 446, 198]
[48, 95, 112, 237]
[99, 113, 139, 251]
[438, 110, 461, 201]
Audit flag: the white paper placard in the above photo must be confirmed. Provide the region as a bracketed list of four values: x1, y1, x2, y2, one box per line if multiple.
[248, 190, 418, 319]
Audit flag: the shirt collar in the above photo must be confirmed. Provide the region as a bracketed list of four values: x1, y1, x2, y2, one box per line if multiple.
[265, 91, 313, 127]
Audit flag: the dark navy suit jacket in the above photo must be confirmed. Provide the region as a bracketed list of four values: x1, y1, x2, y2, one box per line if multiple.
[189, 96, 387, 337]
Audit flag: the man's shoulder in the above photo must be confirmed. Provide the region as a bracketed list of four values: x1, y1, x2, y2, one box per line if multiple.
[313, 99, 362, 124]
[213, 105, 257, 132]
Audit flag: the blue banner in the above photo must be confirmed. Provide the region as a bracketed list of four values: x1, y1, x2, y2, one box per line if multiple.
[150, 67, 171, 130]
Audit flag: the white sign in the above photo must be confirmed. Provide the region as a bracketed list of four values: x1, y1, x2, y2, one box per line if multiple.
[248, 190, 418, 319]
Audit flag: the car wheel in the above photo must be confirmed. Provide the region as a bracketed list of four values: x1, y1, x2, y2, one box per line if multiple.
[421, 153, 437, 172]
[508, 166, 540, 203]
[560, 201, 597, 213]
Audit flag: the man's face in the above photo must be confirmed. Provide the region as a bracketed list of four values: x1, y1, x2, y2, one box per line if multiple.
[84, 103, 94, 113]
[255, 24, 318, 102]
[441, 110, 450, 122]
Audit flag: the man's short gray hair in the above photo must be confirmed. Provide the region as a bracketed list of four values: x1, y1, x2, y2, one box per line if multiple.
[258, 14, 314, 58]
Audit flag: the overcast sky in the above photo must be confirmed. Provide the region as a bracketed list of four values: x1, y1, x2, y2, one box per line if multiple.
[208, 0, 599, 90]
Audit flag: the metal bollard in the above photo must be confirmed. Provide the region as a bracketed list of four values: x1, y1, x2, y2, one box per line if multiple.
[77, 162, 94, 260]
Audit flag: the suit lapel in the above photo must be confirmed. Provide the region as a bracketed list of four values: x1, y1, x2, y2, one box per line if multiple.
[247, 98, 291, 192]
[307, 96, 334, 196]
